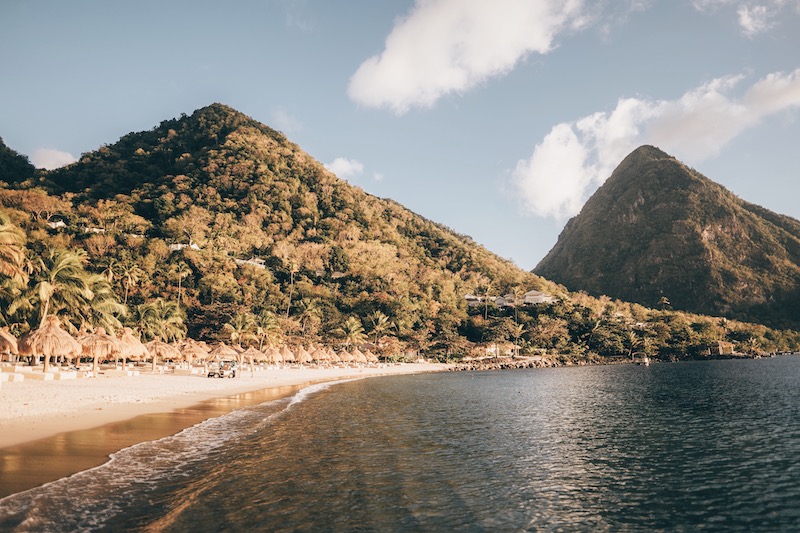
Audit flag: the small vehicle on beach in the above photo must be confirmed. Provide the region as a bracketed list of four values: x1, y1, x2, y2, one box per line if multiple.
[207, 360, 237, 378]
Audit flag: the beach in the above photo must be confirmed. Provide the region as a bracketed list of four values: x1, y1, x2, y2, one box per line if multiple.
[0, 363, 450, 498]
[0, 363, 447, 449]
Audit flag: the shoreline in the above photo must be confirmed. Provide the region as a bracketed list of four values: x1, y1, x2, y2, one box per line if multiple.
[0, 363, 448, 498]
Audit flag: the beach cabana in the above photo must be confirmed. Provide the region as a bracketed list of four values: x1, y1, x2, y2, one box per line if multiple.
[80, 327, 123, 376]
[280, 345, 295, 364]
[0, 327, 18, 363]
[240, 346, 264, 376]
[18, 316, 82, 372]
[146, 339, 181, 373]
[179, 341, 209, 366]
[118, 328, 149, 366]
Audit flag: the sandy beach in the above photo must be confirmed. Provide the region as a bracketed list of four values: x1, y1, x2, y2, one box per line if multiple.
[0, 363, 448, 449]
[0, 363, 451, 498]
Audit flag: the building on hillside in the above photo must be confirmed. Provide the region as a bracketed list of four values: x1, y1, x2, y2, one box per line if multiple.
[710, 340, 735, 355]
[234, 257, 266, 269]
[524, 290, 555, 305]
[464, 294, 484, 308]
[169, 243, 201, 252]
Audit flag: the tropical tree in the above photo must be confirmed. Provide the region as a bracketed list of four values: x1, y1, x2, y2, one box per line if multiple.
[173, 261, 192, 305]
[12, 247, 93, 328]
[254, 311, 281, 350]
[296, 298, 322, 337]
[0, 209, 27, 284]
[223, 312, 256, 347]
[77, 273, 127, 334]
[369, 310, 391, 346]
[133, 298, 186, 342]
[119, 261, 145, 305]
[336, 316, 366, 348]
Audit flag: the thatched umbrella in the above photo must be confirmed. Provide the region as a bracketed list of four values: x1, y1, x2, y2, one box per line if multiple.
[240, 346, 264, 376]
[264, 346, 282, 365]
[146, 339, 181, 373]
[18, 316, 82, 372]
[364, 349, 379, 364]
[338, 349, 354, 364]
[354, 350, 368, 364]
[311, 347, 328, 364]
[118, 328, 149, 366]
[296, 345, 313, 364]
[179, 341, 209, 366]
[209, 342, 239, 360]
[79, 327, 123, 376]
[280, 345, 295, 364]
[0, 327, 18, 363]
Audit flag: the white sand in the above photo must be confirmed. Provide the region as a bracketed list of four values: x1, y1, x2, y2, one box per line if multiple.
[0, 364, 449, 448]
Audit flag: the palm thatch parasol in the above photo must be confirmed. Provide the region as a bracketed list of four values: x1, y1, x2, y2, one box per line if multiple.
[146, 339, 181, 373]
[296, 345, 313, 364]
[118, 328, 149, 364]
[364, 349, 379, 363]
[240, 346, 265, 376]
[79, 327, 123, 375]
[311, 347, 328, 364]
[18, 316, 82, 372]
[280, 345, 295, 363]
[179, 341, 209, 366]
[0, 327, 18, 363]
[354, 350, 368, 364]
[264, 346, 282, 365]
[208, 342, 239, 360]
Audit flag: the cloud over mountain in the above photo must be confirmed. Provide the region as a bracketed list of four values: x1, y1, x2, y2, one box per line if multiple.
[512, 68, 800, 219]
[348, 0, 589, 114]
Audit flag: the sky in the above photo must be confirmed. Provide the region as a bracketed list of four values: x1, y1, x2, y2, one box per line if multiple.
[1, 0, 799, 270]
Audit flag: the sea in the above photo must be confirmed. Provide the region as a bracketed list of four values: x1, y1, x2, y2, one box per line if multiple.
[1, 356, 799, 532]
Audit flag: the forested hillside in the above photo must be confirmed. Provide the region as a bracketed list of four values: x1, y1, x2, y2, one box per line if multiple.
[2, 107, 798, 360]
[536, 145, 800, 330]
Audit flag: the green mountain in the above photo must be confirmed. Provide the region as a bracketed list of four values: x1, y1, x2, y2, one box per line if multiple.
[2, 109, 799, 359]
[0, 137, 35, 184]
[0, 104, 555, 344]
[534, 145, 800, 329]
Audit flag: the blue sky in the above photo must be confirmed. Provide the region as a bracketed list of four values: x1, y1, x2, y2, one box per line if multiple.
[1, 0, 799, 269]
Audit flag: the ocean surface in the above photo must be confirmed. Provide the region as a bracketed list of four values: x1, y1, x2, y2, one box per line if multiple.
[1, 357, 799, 531]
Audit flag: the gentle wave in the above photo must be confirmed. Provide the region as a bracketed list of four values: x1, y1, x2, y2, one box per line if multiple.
[0, 380, 344, 532]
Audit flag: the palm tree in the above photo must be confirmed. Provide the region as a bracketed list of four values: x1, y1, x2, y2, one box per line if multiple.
[119, 261, 144, 305]
[337, 316, 366, 349]
[174, 261, 191, 305]
[297, 298, 322, 336]
[78, 273, 127, 334]
[254, 311, 281, 350]
[0, 210, 27, 284]
[285, 262, 299, 318]
[369, 311, 391, 346]
[223, 312, 256, 347]
[11, 247, 93, 328]
[133, 298, 186, 342]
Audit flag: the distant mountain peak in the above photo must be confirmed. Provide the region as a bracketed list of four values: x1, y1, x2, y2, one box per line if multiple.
[535, 145, 800, 329]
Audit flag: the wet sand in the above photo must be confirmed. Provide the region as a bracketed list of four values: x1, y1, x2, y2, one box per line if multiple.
[0, 364, 447, 498]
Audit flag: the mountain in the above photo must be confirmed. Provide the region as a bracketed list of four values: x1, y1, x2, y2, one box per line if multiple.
[0, 137, 35, 184]
[2, 108, 799, 358]
[534, 145, 800, 329]
[0, 104, 555, 343]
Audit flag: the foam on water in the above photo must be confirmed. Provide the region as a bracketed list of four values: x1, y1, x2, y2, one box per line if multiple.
[0, 380, 344, 532]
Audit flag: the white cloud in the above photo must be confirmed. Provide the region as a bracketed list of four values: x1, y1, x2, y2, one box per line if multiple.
[324, 157, 364, 179]
[31, 148, 77, 170]
[270, 108, 304, 134]
[348, 0, 590, 114]
[512, 68, 800, 219]
[692, 0, 793, 36]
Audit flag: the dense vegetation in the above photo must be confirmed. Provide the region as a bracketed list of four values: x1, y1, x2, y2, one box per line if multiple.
[2, 107, 798, 361]
[536, 145, 800, 330]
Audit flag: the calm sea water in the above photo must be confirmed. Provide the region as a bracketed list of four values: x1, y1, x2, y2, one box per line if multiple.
[2, 357, 799, 531]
